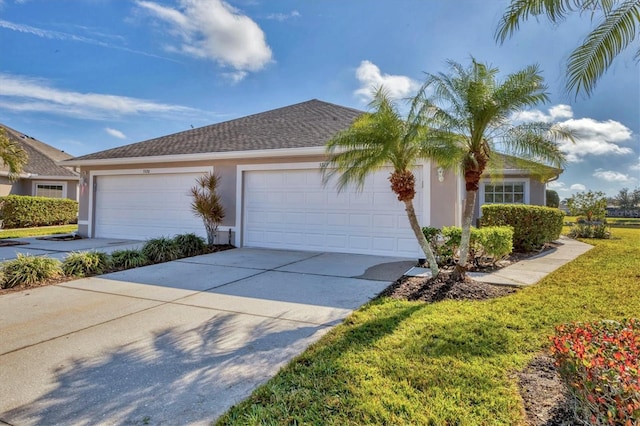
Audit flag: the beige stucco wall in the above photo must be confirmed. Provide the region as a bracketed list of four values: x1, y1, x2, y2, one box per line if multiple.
[77, 156, 471, 239]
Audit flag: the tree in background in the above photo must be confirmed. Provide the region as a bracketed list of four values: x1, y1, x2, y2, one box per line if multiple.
[567, 190, 607, 221]
[546, 189, 560, 208]
[191, 172, 225, 246]
[416, 59, 572, 280]
[614, 187, 634, 209]
[0, 128, 28, 180]
[496, 0, 640, 97]
[322, 87, 443, 277]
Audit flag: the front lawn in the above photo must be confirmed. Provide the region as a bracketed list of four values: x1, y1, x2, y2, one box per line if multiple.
[217, 228, 640, 425]
[0, 225, 78, 239]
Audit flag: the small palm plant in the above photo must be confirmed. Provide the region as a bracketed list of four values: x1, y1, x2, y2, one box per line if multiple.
[191, 172, 225, 246]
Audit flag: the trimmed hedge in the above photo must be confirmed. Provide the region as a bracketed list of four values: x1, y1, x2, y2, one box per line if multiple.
[0, 195, 78, 228]
[480, 204, 564, 252]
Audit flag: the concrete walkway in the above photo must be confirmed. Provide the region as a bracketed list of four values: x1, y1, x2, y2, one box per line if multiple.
[0, 248, 412, 426]
[406, 236, 594, 286]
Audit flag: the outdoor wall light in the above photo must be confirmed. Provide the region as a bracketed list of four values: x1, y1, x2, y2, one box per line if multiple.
[437, 167, 445, 182]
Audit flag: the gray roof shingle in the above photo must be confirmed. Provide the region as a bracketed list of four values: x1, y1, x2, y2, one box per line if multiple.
[0, 124, 78, 178]
[70, 99, 364, 161]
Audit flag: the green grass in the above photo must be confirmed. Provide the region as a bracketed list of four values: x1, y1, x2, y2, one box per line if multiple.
[0, 225, 78, 239]
[216, 229, 640, 425]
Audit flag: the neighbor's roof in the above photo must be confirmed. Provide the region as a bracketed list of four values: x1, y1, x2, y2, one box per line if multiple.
[0, 124, 78, 178]
[66, 99, 364, 163]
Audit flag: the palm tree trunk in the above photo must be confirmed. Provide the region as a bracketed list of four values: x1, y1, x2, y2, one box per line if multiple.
[453, 189, 477, 280]
[403, 200, 439, 277]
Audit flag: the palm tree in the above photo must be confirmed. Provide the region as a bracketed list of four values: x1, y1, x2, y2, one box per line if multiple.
[321, 88, 443, 277]
[0, 128, 28, 180]
[417, 59, 573, 280]
[190, 172, 225, 246]
[496, 0, 640, 97]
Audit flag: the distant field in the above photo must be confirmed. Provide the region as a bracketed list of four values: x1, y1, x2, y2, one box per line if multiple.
[564, 216, 640, 228]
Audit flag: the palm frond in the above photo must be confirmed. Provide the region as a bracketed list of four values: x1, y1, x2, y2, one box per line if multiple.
[567, 0, 640, 96]
[495, 0, 607, 43]
[0, 128, 28, 180]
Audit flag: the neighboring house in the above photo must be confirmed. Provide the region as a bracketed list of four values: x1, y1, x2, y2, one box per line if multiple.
[0, 124, 79, 200]
[62, 100, 561, 258]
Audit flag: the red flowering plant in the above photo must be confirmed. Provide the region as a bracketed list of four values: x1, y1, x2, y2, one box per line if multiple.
[550, 319, 640, 425]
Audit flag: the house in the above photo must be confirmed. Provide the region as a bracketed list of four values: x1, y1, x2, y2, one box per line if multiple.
[0, 124, 79, 200]
[61, 100, 561, 258]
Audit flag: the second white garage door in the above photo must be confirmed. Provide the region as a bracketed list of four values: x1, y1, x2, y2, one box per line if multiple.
[94, 171, 206, 240]
[242, 167, 424, 257]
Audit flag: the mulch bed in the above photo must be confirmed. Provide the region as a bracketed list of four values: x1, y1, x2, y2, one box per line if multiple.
[0, 240, 30, 247]
[517, 354, 574, 426]
[36, 234, 82, 241]
[378, 272, 515, 302]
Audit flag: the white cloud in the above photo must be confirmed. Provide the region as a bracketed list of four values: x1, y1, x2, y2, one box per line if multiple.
[354, 60, 420, 101]
[512, 104, 574, 123]
[559, 118, 634, 162]
[266, 10, 300, 21]
[105, 127, 126, 139]
[222, 71, 248, 84]
[136, 0, 272, 78]
[593, 168, 637, 183]
[0, 73, 206, 120]
[547, 181, 568, 191]
[570, 183, 587, 191]
[512, 104, 635, 163]
[0, 19, 173, 61]
[630, 157, 640, 171]
[548, 104, 573, 120]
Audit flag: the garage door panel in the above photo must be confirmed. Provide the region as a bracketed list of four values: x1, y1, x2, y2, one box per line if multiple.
[243, 167, 423, 257]
[95, 172, 206, 240]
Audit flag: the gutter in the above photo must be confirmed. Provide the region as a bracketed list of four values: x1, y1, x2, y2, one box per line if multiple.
[57, 146, 327, 167]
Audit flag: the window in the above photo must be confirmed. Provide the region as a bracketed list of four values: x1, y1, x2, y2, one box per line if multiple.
[484, 181, 525, 204]
[35, 183, 64, 198]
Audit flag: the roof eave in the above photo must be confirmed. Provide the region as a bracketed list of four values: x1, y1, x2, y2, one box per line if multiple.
[59, 146, 327, 167]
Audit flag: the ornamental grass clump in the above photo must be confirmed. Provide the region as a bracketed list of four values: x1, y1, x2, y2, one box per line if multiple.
[173, 233, 208, 258]
[142, 237, 180, 264]
[110, 249, 149, 270]
[62, 251, 110, 277]
[551, 319, 640, 425]
[1, 254, 63, 288]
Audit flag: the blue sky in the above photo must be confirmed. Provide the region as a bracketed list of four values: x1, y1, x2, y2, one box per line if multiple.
[0, 0, 638, 198]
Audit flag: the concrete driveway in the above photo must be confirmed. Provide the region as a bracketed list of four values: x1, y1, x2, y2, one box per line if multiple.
[0, 248, 413, 425]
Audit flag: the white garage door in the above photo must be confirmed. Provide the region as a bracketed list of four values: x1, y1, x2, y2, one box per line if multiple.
[94, 171, 206, 240]
[243, 167, 424, 257]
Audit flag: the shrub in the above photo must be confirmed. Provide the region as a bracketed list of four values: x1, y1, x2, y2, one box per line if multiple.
[142, 237, 180, 264]
[551, 319, 640, 425]
[568, 223, 612, 239]
[110, 249, 149, 270]
[546, 189, 560, 208]
[474, 226, 514, 262]
[62, 251, 110, 277]
[422, 226, 513, 267]
[480, 204, 564, 252]
[0, 195, 78, 228]
[173, 233, 208, 258]
[1, 254, 63, 288]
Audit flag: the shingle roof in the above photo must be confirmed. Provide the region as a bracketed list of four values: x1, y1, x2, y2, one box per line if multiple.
[0, 124, 78, 178]
[70, 99, 364, 161]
